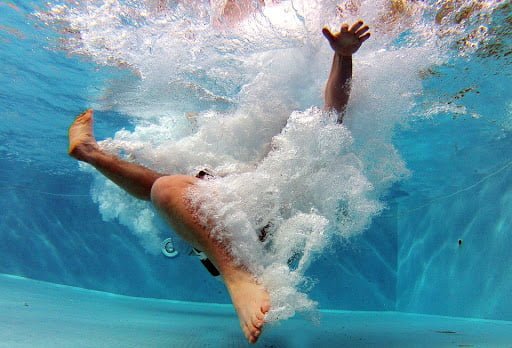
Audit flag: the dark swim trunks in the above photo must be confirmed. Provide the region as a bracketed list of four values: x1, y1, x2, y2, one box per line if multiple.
[195, 169, 214, 180]
[193, 169, 220, 277]
[191, 248, 221, 277]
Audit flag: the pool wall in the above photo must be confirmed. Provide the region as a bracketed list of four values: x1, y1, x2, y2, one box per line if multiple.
[394, 56, 512, 321]
[4, 161, 511, 322]
[1, 0, 511, 323]
[0, 167, 397, 310]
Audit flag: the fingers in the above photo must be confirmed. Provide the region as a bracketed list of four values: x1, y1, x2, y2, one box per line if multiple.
[322, 27, 336, 44]
[355, 25, 369, 37]
[349, 20, 364, 33]
[329, 21, 370, 36]
[359, 32, 371, 43]
[323, 21, 370, 45]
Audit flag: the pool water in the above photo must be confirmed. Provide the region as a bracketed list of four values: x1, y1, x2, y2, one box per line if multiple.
[3, 274, 512, 347]
[1, 0, 511, 345]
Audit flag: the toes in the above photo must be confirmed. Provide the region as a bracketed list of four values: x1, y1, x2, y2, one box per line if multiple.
[244, 312, 263, 344]
[248, 327, 261, 344]
[250, 326, 261, 337]
[252, 315, 264, 329]
[242, 323, 252, 341]
[244, 323, 260, 344]
[255, 311, 265, 321]
[261, 301, 271, 314]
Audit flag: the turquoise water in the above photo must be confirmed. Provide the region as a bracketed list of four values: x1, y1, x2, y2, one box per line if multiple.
[1, 0, 511, 345]
[3, 274, 512, 348]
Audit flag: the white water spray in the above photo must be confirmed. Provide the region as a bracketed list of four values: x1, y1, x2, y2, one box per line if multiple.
[39, 0, 504, 320]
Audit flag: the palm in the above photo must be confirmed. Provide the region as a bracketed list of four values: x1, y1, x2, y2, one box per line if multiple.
[322, 21, 370, 56]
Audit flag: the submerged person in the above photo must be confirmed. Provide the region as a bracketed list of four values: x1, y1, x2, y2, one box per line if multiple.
[68, 20, 370, 344]
[153, 0, 273, 26]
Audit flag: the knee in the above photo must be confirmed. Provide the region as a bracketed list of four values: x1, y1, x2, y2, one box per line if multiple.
[150, 176, 175, 207]
[150, 175, 196, 208]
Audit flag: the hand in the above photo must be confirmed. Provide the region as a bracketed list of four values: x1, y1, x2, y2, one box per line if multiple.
[322, 20, 370, 56]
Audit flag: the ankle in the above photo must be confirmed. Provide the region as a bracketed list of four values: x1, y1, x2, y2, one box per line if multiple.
[223, 266, 256, 285]
[70, 142, 100, 163]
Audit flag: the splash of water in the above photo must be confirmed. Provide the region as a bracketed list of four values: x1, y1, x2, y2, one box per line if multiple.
[38, 0, 505, 320]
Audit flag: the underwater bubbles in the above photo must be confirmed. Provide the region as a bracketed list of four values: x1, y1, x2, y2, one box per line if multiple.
[37, 0, 508, 320]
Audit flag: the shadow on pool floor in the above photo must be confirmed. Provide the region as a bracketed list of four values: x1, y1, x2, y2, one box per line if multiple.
[1, 274, 511, 347]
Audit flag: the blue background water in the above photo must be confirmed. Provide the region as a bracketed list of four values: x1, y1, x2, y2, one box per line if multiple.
[1, 0, 511, 323]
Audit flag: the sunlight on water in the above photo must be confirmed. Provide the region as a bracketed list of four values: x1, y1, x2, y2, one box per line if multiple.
[37, 0, 508, 320]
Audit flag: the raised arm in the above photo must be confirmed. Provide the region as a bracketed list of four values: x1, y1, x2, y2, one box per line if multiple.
[323, 20, 370, 122]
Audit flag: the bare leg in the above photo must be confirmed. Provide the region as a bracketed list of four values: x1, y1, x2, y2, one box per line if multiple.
[69, 109, 271, 343]
[68, 109, 164, 200]
[151, 177, 271, 344]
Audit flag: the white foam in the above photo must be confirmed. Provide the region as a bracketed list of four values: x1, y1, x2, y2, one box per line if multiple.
[40, 0, 503, 320]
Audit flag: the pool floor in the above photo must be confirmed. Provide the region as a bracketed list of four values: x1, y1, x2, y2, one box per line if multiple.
[1, 274, 511, 347]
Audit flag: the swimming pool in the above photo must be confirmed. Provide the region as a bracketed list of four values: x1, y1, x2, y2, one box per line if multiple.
[1, 0, 511, 345]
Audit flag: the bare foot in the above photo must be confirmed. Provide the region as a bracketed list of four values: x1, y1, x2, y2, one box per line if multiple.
[68, 109, 100, 162]
[224, 270, 271, 344]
